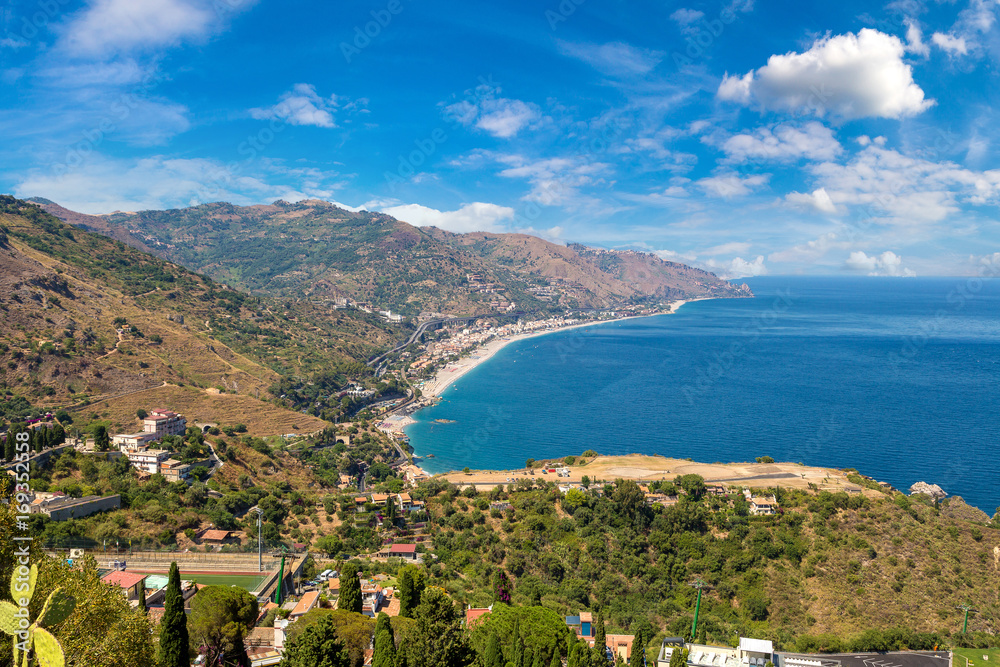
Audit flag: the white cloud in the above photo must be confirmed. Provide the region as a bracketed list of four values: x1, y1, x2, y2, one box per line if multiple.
[785, 187, 838, 214]
[844, 250, 915, 276]
[804, 145, 1000, 225]
[695, 172, 769, 198]
[702, 241, 751, 256]
[931, 32, 969, 55]
[705, 255, 768, 279]
[250, 84, 340, 128]
[488, 154, 611, 207]
[670, 8, 705, 31]
[557, 40, 665, 77]
[379, 202, 515, 234]
[719, 122, 842, 163]
[444, 88, 541, 139]
[0, 36, 28, 49]
[768, 232, 845, 263]
[717, 29, 934, 119]
[13, 154, 343, 213]
[57, 0, 249, 57]
[904, 19, 930, 57]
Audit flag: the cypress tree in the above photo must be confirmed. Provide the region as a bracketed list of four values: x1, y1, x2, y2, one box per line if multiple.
[511, 618, 524, 667]
[548, 645, 561, 667]
[594, 609, 606, 650]
[373, 629, 396, 667]
[338, 562, 362, 614]
[632, 627, 645, 667]
[158, 562, 189, 667]
[374, 611, 394, 646]
[483, 631, 503, 667]
[138, 583, 147, 613]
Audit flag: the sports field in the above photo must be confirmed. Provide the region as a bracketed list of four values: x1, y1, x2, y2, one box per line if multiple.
[131, 571, 268, 593]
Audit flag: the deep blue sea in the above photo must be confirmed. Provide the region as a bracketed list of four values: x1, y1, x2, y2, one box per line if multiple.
[405, 277, 1000, 513]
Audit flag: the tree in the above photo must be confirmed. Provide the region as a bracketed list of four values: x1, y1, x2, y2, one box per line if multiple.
[281, 613, 350, 667]
[373, 612, 394, 646]
[669, 648, 689, 667]
[188, 585, 258, 667]
[29, 555, 156, 667]
[383, 497, 398, 527]
[397, 565, 425, 618]
[136, 409, 148, 419]
[581, 475, 590, 489]
[338, 563, 362, 614]
[93, 424, 110, 452]
[408, 587, 472, 667]
[593, 609, 605, 648]
[631, 626, 646, 667]
[158, 562, 189, 667]
[372, 628, 396, 667]
[483, 631, 503, 667]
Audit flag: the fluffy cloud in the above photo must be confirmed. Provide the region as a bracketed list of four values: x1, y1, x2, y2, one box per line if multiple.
[13, 155, 344, 213]
[719, 122, 842, 163]
[717, 29, 934, 119]
[379, 202, 515, 234]
[844, 250, 915, 276]
[904, 19, 930, 57]
[445, 88, 541, 139]
[250, 84, 340, 128]
[931, 32, 969, 55]
[557, 40, 664, 77]
[705, 255, 768, 279]
[484, 154, 610, 207]
[696, 173, 769, 198]
[768, 233, 845, 264]
[785, 187, 837, 214]
[57, 0, 250, 57]
[670, 8, 706, 32]
[804, 145, 1000, 225]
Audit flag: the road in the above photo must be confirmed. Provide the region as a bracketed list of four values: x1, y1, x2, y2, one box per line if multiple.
[366, 311, 523, 367]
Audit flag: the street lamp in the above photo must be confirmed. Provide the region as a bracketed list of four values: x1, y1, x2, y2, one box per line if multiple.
[253, 508, 264, 573]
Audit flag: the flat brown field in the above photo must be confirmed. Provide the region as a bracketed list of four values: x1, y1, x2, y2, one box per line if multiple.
[73, 383, 329, 436]
[442, 454, 866, 493]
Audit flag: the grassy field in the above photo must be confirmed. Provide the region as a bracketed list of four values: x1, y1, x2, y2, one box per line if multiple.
[131, 571, 268, 592]
[953, 649, 1000, 667]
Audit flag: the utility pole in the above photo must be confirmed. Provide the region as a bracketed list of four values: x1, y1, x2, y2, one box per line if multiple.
[689, 579, 710, 641]
[957, 604, 978, 634]
[253, 507, 264, 573]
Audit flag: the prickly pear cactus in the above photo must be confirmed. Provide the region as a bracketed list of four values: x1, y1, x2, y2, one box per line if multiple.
[1, 564, 75, 667]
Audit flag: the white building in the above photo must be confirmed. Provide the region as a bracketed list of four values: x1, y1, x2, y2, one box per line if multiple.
[143, 409, 187, 439]
[126, 449, 171, 474]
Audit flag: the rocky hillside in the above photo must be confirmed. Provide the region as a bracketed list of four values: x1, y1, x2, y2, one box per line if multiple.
[36, 199, 752, 316]
[0, 196, 395, 432]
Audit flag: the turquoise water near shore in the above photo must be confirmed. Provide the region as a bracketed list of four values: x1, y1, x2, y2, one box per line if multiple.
[405, 277, 1000, 513]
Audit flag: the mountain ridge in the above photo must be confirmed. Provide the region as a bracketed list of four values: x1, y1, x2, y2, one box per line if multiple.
[34, 198, 752, 316]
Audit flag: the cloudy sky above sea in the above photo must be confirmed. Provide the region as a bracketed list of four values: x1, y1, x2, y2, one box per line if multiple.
[2, 0, 999, 277]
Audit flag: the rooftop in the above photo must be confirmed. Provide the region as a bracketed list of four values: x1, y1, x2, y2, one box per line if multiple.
[102, 571, 147, 590]
[388, 543, 417, 554]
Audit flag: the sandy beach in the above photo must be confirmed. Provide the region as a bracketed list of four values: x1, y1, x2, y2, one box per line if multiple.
[417, 298, 703, 399]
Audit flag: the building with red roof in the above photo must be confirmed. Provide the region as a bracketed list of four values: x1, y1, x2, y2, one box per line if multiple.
[101, 571, 147, 600]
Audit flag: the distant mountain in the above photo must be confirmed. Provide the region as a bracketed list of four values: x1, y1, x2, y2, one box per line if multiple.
[0, 196, 395, 421]
[36, 199, 752, 316]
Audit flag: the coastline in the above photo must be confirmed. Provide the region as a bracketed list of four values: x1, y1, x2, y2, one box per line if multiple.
[400, 298, 716, 467]
[416, 298, 708, 400]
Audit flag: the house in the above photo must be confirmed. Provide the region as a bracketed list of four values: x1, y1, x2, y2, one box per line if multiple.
[143, 409, 187, 439]
[644, 494, 679, 507]
[386, 544, 418, 560]
[565, 611, 593, 638]
[126, 449, 171, 475]
[32, 494, 121, 521]
[200, 529, 236, 545]
[360, 581, 384, 617]
[465, 605, 492, 627]
[327, 578, 340, 597]
[370, 494, 390, 507]
[707, 485, 728, 497]
[290, 591, 321, 620]
[160, 459, 191, 483]
[101, 571, 147, 600]
[112, 432, 156, 449]
[743, 489, 779, 515]
[396, 493, 418, 512]
[605, 635, 635, 663]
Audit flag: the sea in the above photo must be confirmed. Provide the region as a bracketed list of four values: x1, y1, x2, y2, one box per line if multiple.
[404, 276, 1000, 514]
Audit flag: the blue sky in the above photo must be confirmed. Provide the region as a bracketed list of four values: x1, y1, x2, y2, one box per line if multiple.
[2, 0, 999, 277]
